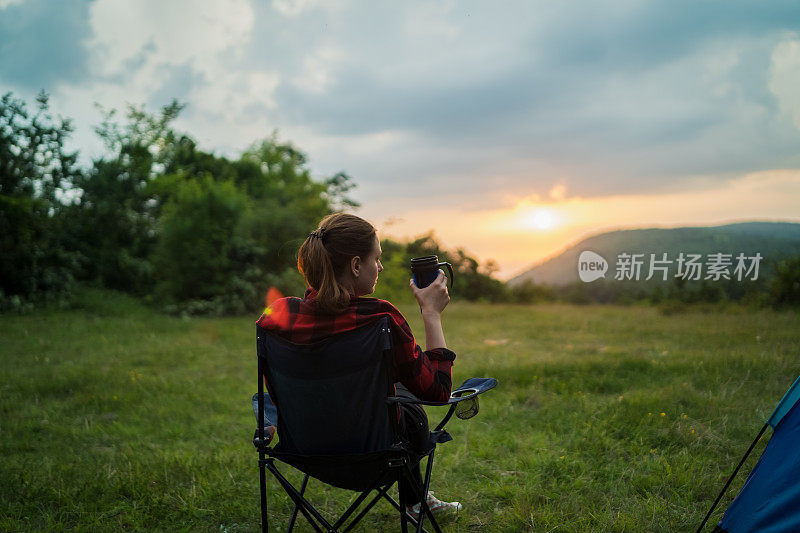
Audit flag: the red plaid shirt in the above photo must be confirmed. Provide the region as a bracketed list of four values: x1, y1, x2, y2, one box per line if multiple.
[256, 288, 455, 403]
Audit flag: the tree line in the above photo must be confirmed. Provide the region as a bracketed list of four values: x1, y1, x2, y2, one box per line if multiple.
[1, 91, 510, 314]
[509, 264, 800, 308]
[3, 92, 797, 314]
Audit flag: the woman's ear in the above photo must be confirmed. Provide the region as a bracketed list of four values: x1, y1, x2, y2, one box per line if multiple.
[350, 255, 361, 278]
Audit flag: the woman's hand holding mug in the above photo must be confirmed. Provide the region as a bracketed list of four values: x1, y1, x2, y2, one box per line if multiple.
[410, 269, 450, 316]
[409, 255, 452, 351]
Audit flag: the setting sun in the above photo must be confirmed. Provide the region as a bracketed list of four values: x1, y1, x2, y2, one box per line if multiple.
[523, 208, 560, 231]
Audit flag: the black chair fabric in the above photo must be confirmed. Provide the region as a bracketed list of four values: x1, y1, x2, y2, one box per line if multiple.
[257, 317, 403, 491]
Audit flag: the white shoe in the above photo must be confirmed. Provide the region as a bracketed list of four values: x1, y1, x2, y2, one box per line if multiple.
[406, 491, 462, 521]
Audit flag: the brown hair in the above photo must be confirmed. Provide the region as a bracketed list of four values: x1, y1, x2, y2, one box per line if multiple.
[297, 213, 377, 313]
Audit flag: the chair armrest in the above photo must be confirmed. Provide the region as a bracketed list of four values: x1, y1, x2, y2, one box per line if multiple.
[387, 377, 498, 432]
[387, 377, 498, 406]
[253, 426, 276, 452]
[450, 377, 498, 401]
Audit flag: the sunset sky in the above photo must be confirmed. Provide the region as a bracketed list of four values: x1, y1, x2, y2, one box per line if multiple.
[2, 0, 799, 278]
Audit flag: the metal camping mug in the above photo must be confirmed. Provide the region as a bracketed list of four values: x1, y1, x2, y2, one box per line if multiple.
[410, 255, 455, 288]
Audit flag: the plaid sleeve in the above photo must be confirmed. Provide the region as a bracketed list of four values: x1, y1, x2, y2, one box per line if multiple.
[380, 302, 455, 403]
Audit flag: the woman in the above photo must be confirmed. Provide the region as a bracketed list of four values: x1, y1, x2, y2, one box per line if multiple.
[257, 212, 462, 519]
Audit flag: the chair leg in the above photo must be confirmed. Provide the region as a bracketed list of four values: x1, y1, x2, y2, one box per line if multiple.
[417, 452, 437, 533]
[259, 458, 269, 533]
[286, 474, 309, 532]
[343, 485, 392, 533]
[398, 471, 409, 533]
[263, 461, 436, 533]
[375, 488, 430, 533]
[404, 461, 442, 533]
[266, 463, 328, 533]
[332, 484, 381, 531]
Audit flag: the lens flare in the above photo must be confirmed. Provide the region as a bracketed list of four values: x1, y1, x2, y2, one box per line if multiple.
[266, 287, 283, 306]
[264, 286, 284, 315]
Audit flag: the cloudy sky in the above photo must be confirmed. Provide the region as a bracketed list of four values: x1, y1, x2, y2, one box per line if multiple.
[2, 0, 800, 277]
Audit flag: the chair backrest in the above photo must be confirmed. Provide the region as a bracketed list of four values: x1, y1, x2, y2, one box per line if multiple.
[256, 317, 395, 456]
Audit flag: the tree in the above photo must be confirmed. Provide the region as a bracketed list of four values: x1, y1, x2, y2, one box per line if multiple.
[3, 94, 361, 314]
[0, 92, 82, 310]
[148, 132, 355, 312]
[237, 135, 344, 278]
[67, 101, 185, 292]
[151, 176, 253, 313]
[325, 171, 360, 212]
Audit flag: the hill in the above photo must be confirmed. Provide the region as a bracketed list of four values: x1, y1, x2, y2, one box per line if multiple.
[509, 222, 800, 287]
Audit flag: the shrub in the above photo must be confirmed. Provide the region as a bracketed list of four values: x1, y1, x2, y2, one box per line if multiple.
[769, 254, 800, 309]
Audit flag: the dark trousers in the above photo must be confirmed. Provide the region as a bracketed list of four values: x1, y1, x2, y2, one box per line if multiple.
[395, 383, 430, 506]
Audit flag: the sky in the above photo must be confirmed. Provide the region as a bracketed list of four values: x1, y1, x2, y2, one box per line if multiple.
[2, 0, 800, 278]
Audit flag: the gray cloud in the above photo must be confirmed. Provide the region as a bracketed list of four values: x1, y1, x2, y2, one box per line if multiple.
[2, 0, 800, 209]
[0, 0, 92, 91]
[241, 1, 800, 202]
[146, 61, 203, 112]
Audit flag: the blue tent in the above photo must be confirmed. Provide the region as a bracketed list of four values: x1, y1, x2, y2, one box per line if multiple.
[698, 375, 800, 532]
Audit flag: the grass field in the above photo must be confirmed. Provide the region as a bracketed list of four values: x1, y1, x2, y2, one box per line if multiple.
[1, 289, 798, 532]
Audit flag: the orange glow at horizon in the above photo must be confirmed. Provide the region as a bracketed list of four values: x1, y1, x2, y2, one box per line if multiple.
[370, 169, 800, 280]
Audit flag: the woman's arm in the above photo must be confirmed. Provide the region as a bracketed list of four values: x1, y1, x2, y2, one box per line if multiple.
[410, 270, 450, 351]
[378, 272, 454, 402]
[421, 310, 446, 351]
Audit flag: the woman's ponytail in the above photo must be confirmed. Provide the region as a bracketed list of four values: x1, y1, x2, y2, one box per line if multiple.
[297, 213, 376, 313]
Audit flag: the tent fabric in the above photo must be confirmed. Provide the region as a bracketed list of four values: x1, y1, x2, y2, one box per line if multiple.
[767, 375, 800, 429]
[716, 395, 800, 533]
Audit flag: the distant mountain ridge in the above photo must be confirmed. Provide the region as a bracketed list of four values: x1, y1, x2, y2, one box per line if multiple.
[509, 222, 800, 286]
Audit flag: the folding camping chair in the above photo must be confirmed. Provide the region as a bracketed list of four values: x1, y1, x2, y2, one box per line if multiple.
[252, 316, 497, 532]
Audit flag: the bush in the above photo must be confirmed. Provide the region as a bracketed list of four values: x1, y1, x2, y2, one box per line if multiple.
[508, 280, 555, 304]
[769, 254, 800, 309]
[152, 176, 250, 311]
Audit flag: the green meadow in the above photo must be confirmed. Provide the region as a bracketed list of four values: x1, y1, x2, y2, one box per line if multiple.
[1, 290, 798, 532]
